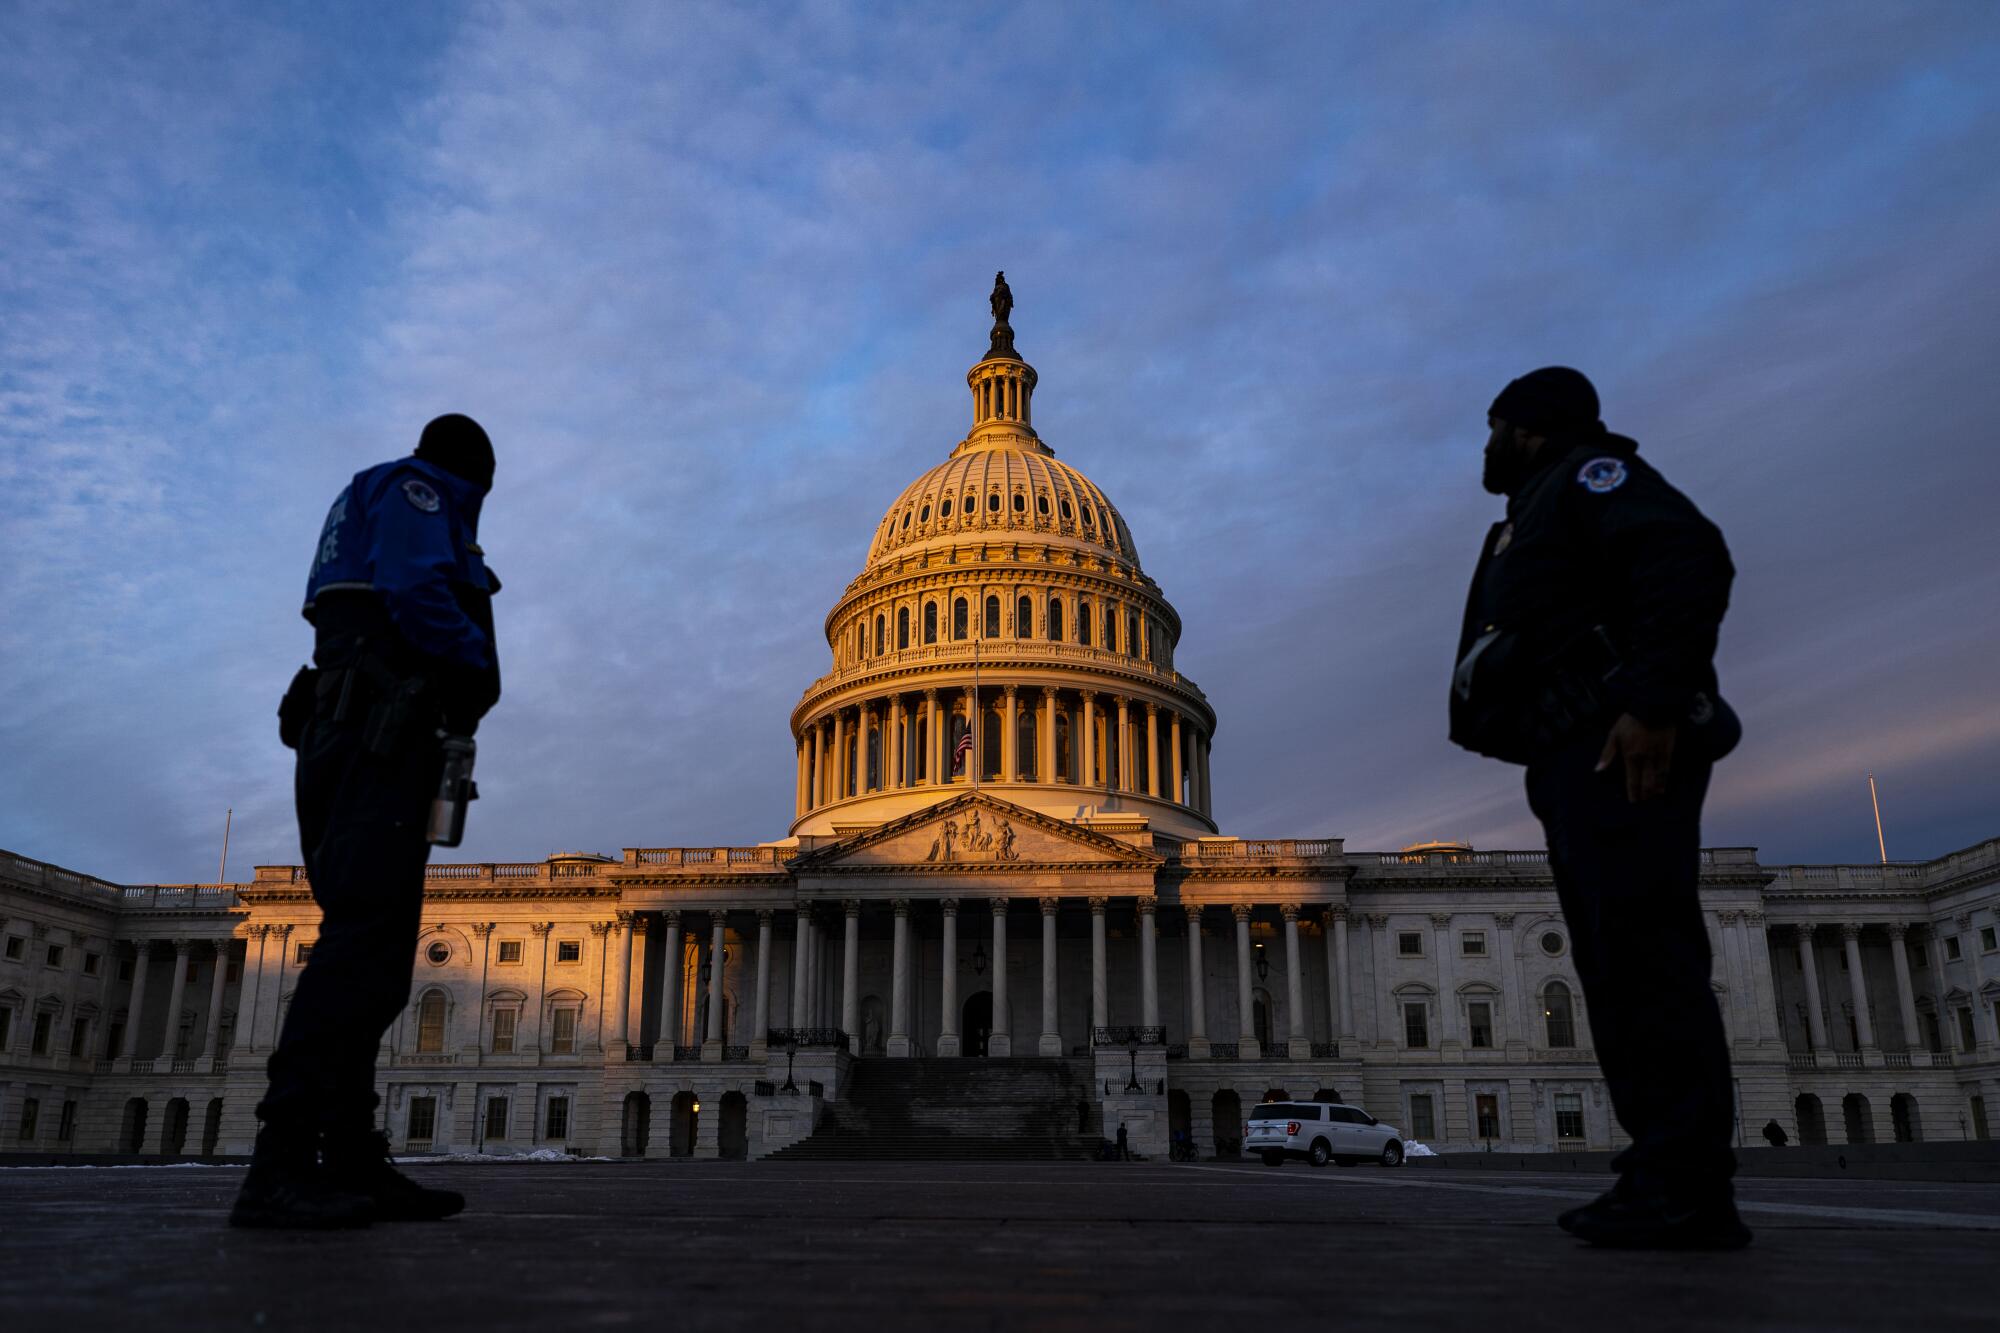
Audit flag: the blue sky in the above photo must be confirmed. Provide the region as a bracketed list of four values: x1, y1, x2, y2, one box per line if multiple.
[3, 0, 1997, 883]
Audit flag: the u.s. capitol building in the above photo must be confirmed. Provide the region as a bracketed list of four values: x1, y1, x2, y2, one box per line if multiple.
[4, 293, 1997, 1162]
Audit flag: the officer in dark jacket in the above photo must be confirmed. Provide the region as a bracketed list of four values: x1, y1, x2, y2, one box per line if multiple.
[231, 414, 501, 1229]
[1450, 368, 1749, 1249]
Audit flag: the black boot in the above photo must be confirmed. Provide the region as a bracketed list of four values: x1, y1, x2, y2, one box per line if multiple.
[229, 1123, 375, 1230]
[1566, 1186, 1752, 1250]
[322, 1129, 464, 1221]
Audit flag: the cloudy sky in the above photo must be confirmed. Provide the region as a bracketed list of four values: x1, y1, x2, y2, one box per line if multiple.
[4, 1, 1997, 884]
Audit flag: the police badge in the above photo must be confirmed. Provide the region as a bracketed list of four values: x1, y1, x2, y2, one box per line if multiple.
[402, 479, 442, 513]
[1576, 457, 1628, 494]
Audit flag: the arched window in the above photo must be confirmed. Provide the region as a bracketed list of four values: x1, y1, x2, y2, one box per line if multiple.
[983, 595, 1000, 639]
[952, 598, 969, 641]
[856, 623, 865, 659]
[1077, 598, 1090, 645]
[1105, 608, 1118, 653]
[1018, 709, 1038, 781]
[1543, 981, 1575, 1048]
[987, 492, 1001, 513]
[416, 991, 447, 1054]
[1016, 595, 1033, 639]
[875, 615, 885, 655]
[1049, 597, 1064, 642]
[941, 497, 953, 518]
[1128, 613, 1140, 657]
[898, 607, 911, 649]
[1012, 492, 1025, 513]
[923, 602, 938, 645]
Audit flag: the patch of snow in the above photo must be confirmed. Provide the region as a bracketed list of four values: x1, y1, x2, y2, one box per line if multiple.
[423, 1148, 612, 1163]
[1404, 1140, 1439, 1157]
[1, 1162, 237, 1170]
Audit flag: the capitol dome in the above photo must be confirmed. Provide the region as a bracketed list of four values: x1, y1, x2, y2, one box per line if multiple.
[790, 275, 1217, 840]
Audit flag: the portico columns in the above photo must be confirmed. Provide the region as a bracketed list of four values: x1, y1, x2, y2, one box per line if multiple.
[123, 944, 152, 1060]
[1081, 693, 1099, 788]
[1144, 705, 1160, 797]
[1139, 897, 1160, 1029]
[813, 719, 829, 806]
[1169, 711, 1185, 804]
[701, 914, 726, 1059]
[1233, 905, 1259, 1058]
[611, 913, 635, 1046]
[1039, 897, 1062, 1056]
[1040, 687, 1058, 783]
[888, 900, 912, 1057]
[832, 711, 847, 801]
[841, 901, 861, 1043]
[1841, 923, 1877, 1051]
[1795, 925, 1831, 1052]
[1114, 697, 1132, 791]
[791, 907, 811, 1027]
[963, 686, 978, 782]
[199, 940, 232, 1063]
[1886, 923, 1921, 1052]
[1184, 906, 1209, 1055]
[1003, 686, 1020, 782]
[795, 740, 809, 815]
[657, 912, 683, 1057]
[1282, 904, 1308, 1058]
[938, 899, 961, 1056]
[888, 697, 904, 789]
[161, 939, 192, 1061]
[988, 899, 1011, 1056]
[751, 910, 774, 1057]
[1328, 905, 1352, 1047]
[925, 689, 943, 786]
[1089, 898, 1109, 1031]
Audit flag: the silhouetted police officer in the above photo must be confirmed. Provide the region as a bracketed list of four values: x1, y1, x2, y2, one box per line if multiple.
[231, 415, 500, 1229]
[1450, 368, 1748, 1249]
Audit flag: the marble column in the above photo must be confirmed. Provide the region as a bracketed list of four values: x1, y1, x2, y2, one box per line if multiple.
[657, 913, 682, 1057]
[1743, 912, 1780, 1046]
[888, 900, 912, 1057]
[1143, 704, 1160, 797]
[795, 738, 809, 815]
[938, 899, 961, 1056]
[1887, 923, 1921, 1052]
[1326, 906, 1352, 1047]
[752, 909, 774, 1056]
[888, 697, 904, 789]
[1089, 898, 1109, 1031]
[1185, 906, 1209, 1055]
[611, 913, 635, 1046]
[1169, 711, 1185, 804]
[1003, 686, 1020, 782]
[123, 943, 152, 1060]
[833, 710, 849, 801]
[1039, 897, 1062, 1056]
[963, 685, 978, 783]
[1492, 912, 1519, 1049]
[1233, 905, 1259, 1058]
[988, 899, 1011, 1056]
[701, 914, 726, 1058]
[234, 929, 265, 1059]
[813, 719, 828, 806]
[1081, 693, 1099, 788]
[160, 939, 192, 1061]
[1139, 897, 1160, 1030]
[791, 907, 811, 1027]
[926, 689, 942, 786]
[1282, 904, 1307, 1058]
[841, 901, 861, 1044]
[1795, 924, 1831, 1052]
[1114, 697, 1131, 791]
[1430, 913, 1457, 1050]
[1041, 687, 1058, 782]
[198, 940, 232, 1063]
[1841, 923, 1877, 1051]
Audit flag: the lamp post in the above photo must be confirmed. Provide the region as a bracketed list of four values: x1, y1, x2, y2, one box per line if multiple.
[781, 1032, 799, 1095]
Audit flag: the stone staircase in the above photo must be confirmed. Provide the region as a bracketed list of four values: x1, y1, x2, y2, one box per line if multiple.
[765, 1057, 1103, 1161]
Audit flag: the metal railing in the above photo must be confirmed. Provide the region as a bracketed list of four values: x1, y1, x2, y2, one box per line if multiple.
[623, 1044, 654, 1062]
[169, 1057, 201, 1073]
[765, 1027, 851, 1050]
[722, 1044, 751, 1062]
[1207, 1042, 1239, 1059]
[1093, 1026, 1166, 1046]
[1309, 1041, 1340, 1059]
[673, 1045, 702, 1062]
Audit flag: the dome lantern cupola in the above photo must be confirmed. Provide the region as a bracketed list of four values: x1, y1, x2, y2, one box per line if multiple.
[964, 271, 1041, 451]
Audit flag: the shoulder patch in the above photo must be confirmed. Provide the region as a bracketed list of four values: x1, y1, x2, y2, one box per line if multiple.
[401, 478, 442, 513]
[1576, 457, 1628, 494]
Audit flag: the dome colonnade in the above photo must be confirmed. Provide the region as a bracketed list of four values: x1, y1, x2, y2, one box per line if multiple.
[790, 282, 1217, 839]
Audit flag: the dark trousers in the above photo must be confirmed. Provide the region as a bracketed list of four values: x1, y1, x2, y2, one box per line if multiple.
[1525, 736, 1735, 1196]
[259, 683, 439, 1136]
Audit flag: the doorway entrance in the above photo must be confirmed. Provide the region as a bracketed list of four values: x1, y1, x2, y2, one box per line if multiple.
[962, 992, 993, 1058]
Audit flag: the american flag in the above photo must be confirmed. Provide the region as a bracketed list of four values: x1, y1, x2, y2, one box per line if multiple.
[951, 730, 974, 774]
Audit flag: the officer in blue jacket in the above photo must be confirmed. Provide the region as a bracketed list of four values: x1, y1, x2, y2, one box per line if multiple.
[232, 414, 500, 1229]
[1451, 369, 1749, 1250]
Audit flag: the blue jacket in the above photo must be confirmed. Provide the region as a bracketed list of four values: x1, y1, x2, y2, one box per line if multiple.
[304, 457, 498, 674]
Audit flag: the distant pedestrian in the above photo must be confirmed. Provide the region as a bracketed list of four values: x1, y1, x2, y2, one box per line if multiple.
[1762, 1120, 1789, 1148]
[1450, 368, 1748, 1250]
[1116, 1123, 1130, 1161]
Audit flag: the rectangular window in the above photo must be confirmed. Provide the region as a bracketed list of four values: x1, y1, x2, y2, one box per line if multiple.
[69, 1018, 89, 1057]
[1397, 932, 1424, 958]
[19, 1097, 39, 1140]
[551, 1008, 577, 1054]
[491, 1008, 517, 1053]
[1959, 1008, 1978, 1052]
[407, 1096, 437, 1144]
[1475, 1093, 1500, 1139]
[3, 936, 22, 960]
[295, 943, 312, 964]
[0, 1008, 11, 1049]
[57, 1100, 77, 1142]
[497, 940, 523, 964]
[1403, 1002, 1429, 1049]
[1460, 931, 1486, 957]
[1468, 1002, 1493, 1049]
[545, 1096, 570, 1141]
[32, 1011, 53, 1055]
[485, 1097, 509, 1140]
[1555, 1093, 1585, 1141]
[83, 951, 101, 976]
[1409, 1094, 1436, 1141]
[1945, 937, 1962, 961]
[1924, 1012, 1942, 1054]
[556, 940, 581, 964]
[1982, 926, 1997, 953]
[47, 944, 65, 968]
[417, 999, 446, 1054]
[107, 1022, 124, 1058]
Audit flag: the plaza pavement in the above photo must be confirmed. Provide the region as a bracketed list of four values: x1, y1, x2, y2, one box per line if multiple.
[3, 1159, 1994, 1331]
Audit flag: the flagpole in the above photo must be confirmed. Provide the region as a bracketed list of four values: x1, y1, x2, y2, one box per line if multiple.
[971, 636, 980, 791]
[1868, 774, 1887, 864]
[218, 807, 233, 885]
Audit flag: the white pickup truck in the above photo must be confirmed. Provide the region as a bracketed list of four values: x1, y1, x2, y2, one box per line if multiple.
[1244, 1101, 1405, 1168]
